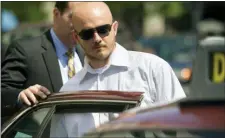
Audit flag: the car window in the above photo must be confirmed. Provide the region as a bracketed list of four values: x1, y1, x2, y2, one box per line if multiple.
[158, 45, 195, 63]
[39, 102, 133, 138]
[140, 35, 196, 63]
[3, 107, 51, 138]
[2, 101, 137, 138]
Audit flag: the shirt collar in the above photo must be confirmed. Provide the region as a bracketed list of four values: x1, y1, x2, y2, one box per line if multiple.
[109, 42, 130, 68]
[80, 42, 130, 79]
[50, 28, 74, 58]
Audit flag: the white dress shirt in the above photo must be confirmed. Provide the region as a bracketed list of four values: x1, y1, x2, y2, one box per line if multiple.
[50, 43, 186, 137]
[50, 29, 82, 84]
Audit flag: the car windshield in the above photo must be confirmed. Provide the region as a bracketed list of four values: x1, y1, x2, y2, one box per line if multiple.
[158, 45, 195, 63]
[140, 35, 196, 63]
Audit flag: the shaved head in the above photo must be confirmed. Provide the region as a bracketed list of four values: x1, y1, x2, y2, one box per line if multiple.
[71, 2, 113, 32]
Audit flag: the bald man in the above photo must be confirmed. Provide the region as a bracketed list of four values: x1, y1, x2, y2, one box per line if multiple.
[52, 2, 186, 137]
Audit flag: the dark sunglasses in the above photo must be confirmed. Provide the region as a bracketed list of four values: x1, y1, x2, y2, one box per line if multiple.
[76, 24, 112, 40]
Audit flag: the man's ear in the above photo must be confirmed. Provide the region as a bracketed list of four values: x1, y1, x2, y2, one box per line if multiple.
[71, 31, 79, 42]
[53, 8, 60, 18]
[70, 22, 79, 41]
[113, 21, 119, 36]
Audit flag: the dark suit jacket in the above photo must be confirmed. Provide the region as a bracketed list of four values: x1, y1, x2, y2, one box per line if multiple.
[1, 43, 8, 63]
[1, 30, 84, 117]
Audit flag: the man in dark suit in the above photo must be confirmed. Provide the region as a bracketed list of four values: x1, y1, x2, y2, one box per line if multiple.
[1, 2, 84, 120]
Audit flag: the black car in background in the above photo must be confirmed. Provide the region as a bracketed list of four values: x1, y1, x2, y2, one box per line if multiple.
[139, 35, 196, 84]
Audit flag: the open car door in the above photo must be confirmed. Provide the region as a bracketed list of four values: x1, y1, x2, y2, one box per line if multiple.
[1, 90, 143, 138]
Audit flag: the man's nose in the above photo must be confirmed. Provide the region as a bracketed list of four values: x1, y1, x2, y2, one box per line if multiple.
[93, 32, 102, 43]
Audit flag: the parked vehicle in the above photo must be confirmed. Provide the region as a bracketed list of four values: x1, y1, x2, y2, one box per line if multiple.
[139, 35, 196, 84]
[83, 97, 225, 138]
[189, 36, 225, 99]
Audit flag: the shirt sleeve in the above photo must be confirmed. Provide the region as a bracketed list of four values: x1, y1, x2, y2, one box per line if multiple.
[1, 41, 28, 112]
[153, 59, 186, 103]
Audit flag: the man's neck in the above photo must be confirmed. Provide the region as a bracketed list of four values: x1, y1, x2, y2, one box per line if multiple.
[88, 57, 110, 69]
[53, 28, 72, 48]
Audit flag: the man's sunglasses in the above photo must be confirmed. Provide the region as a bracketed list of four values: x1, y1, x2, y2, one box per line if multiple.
[76, 24, 112, 40]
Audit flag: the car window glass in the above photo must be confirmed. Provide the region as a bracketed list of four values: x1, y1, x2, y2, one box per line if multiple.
[4, 107, 51, 138]
[41, 103, 129, 138]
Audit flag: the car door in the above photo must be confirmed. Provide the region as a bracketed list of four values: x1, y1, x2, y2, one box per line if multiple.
[1, 99, 140, 138]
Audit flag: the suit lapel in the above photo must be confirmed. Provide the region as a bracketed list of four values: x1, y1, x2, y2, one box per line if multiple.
[41, 30, 63, 92]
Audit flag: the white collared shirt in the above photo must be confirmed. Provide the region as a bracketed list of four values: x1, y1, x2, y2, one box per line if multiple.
[50, 29, 83, 84]
[61, 43, 185, 102]
[51, 43, 186, 137]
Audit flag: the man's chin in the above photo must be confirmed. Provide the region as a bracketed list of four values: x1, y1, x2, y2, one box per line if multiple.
[93, 53, 110, 61]
[86, 50, 110, 61]
[96, 55, 108, 61]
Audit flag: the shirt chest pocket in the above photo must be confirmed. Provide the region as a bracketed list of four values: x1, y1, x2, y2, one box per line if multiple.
[119, 69, 156, 106]
[119, 69, 148, 92]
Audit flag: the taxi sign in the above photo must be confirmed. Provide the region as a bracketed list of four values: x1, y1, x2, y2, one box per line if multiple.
[209, 52, 225, 83]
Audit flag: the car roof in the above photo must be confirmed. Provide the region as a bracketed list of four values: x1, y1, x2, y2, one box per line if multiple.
[88, 97, 225, 134]
[123, 97, 224, 114]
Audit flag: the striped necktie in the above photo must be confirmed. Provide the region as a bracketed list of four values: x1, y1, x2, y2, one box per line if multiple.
[66, 48, 75, 79]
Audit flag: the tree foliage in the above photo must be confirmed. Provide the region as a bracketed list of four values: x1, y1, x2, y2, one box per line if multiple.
[2, 2, 47, 23]
[106, 2, 188, 19]
[2, 2, 188, 23]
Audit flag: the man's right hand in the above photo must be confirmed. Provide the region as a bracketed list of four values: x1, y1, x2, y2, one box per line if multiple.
[18, 84, 51, 106]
